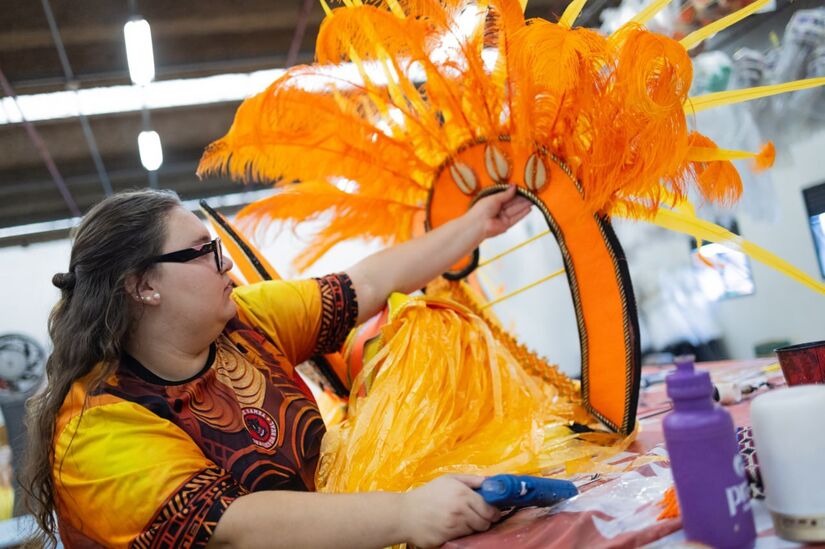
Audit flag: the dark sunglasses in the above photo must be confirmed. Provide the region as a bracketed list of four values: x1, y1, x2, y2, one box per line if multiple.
[151, 237, 224, 272]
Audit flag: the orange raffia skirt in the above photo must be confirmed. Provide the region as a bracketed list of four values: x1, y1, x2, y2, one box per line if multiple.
[316, 284, 633, 493]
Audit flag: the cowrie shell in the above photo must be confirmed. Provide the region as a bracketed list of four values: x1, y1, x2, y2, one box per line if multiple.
[450, 162, 478, 195]
[524, 153, 549, 193]
[484, 145, 511, 182]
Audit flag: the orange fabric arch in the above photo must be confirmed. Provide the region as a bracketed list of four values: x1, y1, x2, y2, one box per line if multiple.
[428, 141, 640, 434]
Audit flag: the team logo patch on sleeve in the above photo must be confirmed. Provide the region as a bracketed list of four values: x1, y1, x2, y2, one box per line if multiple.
[242, 407, 279, 449]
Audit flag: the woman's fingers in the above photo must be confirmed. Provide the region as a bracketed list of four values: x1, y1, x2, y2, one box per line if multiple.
[466, 492, 500, 523]
[450, 474, 486, 488]
[464, 512, 492, 533]
[502, 199, 531, 225]
[452, 476, 500, 529]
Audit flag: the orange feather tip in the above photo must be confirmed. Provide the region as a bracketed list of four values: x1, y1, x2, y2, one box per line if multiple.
[754, 141, 775, 172]
[196, 140, 230, 180]
[656, 486, 680, 520]
[233, 181, 421, 272]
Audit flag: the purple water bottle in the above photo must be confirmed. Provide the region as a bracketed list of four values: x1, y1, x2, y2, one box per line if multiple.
[663, 355, 756, 548]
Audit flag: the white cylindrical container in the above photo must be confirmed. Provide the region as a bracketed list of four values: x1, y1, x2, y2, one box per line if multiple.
[751, 385, 825, 542]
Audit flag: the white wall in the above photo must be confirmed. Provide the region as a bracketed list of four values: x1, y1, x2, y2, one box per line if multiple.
[0, 220, 379, 353]
[2, 129, 824, 365]
[478, 209, 582, 377]
[0, 240, 69, 350]
[0, 209, 582, 376]
[715, 130, 825, 358]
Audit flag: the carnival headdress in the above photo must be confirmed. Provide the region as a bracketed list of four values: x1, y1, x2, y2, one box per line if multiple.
[199, 0, 825, 434]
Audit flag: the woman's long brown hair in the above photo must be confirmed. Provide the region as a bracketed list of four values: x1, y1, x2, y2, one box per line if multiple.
[22, 189, 180, 546]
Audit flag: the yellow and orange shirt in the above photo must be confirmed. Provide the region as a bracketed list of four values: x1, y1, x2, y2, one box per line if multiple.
[53, 274, 358, 548]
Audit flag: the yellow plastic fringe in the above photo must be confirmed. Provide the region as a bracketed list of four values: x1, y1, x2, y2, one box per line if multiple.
[671, 198, 713, 267]
[435, 279, 581, 402]
[316, 295, 627, 493]
[680, 0, 771, 50]
[686, 77, 825, 113]
[629, 0, 675, 25]
[478, 229, 552, 268]
[0, 486, 12, 521]
[385, 0, 406, 18]
[481, 268, 566, 309]
[558, 0, 587, 28]
[623, 204, 825, 296]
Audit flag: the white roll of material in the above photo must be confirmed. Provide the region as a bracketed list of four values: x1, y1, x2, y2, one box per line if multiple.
[751, 385, 825, 543]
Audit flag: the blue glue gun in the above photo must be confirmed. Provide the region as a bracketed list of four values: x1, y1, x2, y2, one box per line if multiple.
[474, 474, 578, 509]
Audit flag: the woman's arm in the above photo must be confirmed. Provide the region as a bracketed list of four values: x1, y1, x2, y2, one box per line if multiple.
[346, 185, 531, 323]
[207, 475, 499, 549]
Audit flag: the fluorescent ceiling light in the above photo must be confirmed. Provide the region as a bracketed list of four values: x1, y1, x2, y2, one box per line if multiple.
[0, 216, 82, 241]
[138, 130, 163, 171]
[124, 19, 156, 86]
[0, 69, 283, 125]
[0, 188, 277, 242]
[0, 49, 500, 126]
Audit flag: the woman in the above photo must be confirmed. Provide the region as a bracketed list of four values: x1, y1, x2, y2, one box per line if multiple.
[23, 186, 531, 548]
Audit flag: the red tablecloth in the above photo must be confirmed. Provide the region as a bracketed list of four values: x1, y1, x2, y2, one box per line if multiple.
[445, 359, 803, 549]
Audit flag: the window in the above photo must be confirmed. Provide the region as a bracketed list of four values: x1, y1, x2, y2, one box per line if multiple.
[691, 220, 756, 301]
[803, 182, 825, 280]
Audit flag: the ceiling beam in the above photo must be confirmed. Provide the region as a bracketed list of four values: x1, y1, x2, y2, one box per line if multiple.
[286, 0, 315, 69]
[0, 10, 326, 51]
[41, 0, 113, 196]
[0, 66, 80, 217]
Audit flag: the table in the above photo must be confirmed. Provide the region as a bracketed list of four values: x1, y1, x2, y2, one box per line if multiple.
[446, 359, 807, 548]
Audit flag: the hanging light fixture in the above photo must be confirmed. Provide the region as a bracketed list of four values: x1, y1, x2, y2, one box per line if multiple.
[137, 130, 163, 171]
[123, 18, 155, 86]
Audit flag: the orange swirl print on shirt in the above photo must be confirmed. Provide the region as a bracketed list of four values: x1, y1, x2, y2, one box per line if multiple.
[165, 339, 266, 433]
[214, 341, 267, 409]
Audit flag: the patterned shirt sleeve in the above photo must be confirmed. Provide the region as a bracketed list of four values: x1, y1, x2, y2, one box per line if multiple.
[132, 467, 245, 548]
[54, 387, 247, 548]
[313, 273, 359, 354]
[232, 274, 359, 364]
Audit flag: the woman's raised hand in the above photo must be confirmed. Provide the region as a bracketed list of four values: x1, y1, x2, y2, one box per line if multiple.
[466, 185, 532, 240]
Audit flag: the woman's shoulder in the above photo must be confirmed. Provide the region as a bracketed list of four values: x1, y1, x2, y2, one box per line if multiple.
[55, 367, 121, 436]
[55, 363, 179, 444]
[54, 372, 209, 475]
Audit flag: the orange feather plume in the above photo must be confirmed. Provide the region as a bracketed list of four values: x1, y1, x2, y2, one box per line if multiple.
[236, 181, 419, 271]
[197, 0, 781, 270]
